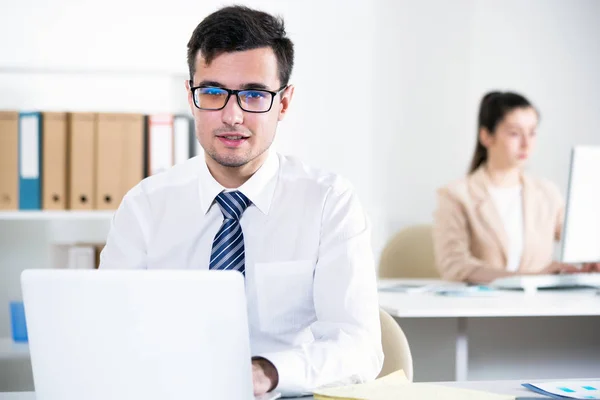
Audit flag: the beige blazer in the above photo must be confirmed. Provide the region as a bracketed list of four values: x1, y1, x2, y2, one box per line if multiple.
[433, 166, 564, 282]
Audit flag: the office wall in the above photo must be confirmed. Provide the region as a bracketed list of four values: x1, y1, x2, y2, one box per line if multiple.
[0, 0, 379, 338]
[1, 0, 600, 336]
[373, 0, 600, 237]
[0, 0, 378, 220]
[2, 0, 599, 251]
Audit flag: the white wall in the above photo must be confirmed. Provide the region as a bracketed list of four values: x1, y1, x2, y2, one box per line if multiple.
[1, 0, 600, 335]
[468, 0, 600, 187]
[373, 0, 476, 234]
[373, 0, 600, 238]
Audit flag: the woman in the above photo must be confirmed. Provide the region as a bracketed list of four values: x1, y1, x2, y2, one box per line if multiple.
[432, 91, 592, 283]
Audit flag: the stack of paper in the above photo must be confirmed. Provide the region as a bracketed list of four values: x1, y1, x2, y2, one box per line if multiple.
[313, 371, 514, 400]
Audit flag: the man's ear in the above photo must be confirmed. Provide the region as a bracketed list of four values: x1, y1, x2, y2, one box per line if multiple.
[277, 85, 295, 121]
[185, 80, 194, 112]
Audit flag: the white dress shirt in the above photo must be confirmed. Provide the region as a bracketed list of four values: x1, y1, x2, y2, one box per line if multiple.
[488, 185, 524, 272]
[99, 150, 383, 395]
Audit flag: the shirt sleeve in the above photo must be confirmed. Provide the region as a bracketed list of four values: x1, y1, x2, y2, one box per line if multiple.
[99, 186, 151, 270]
[258, 183, 384, 395]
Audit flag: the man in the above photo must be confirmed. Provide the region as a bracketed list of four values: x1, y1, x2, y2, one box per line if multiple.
[100, 5, 383, 396]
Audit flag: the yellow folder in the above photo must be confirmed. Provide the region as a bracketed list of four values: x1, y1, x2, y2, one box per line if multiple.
[313, 371, 514, 400]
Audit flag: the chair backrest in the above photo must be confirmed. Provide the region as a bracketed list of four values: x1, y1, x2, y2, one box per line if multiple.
[378, 309, 413, 381]
[378, 224, 438, 279]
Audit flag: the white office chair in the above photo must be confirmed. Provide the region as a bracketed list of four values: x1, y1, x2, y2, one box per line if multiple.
[378, 308, 413, 381]
[379, 224, 439, 279]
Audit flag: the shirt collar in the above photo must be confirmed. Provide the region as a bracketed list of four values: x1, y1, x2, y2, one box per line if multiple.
[198, 151, 279, 215]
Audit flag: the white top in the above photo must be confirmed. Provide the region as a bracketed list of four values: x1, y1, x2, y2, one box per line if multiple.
[488, 185, 524, 272]
[99, 151, 383, 394]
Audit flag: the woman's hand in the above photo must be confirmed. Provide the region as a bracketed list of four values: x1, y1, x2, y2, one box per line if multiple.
[541, 262, 581, 275]
[581, 262, 600, 273]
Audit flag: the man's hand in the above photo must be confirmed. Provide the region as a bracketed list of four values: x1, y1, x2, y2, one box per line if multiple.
[252, 357, 278, 396]
[541, 262, 580, 275]
[582, 262, 600, 273]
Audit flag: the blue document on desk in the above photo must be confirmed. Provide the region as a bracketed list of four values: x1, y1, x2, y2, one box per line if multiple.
[523, 381, 600, 399]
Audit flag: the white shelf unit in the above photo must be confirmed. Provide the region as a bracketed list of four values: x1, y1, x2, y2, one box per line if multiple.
[0, 211, 114, 221]
[0, 64, 190, 340]
[0, 214, 114, 339]
[0, 8, 195, 391]
[0, 337, 29, 360]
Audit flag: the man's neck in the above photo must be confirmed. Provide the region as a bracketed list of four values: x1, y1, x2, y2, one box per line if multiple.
[205, 152, 267, 189]
[484, 162, 521, 188]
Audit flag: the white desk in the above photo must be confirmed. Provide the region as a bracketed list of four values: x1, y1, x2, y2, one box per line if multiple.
[378, 279, 600, 382]
[3, 379, 598, 399]
[444, 378, 599, 398]
[2, 281, 598, 391]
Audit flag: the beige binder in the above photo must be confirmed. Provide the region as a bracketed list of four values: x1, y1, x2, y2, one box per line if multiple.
[42, 112, 68, 210]
[68, 113, 96, 210]
[96, 113, 144, 210]
[120, 114, 145, 199]
[0, 111, 19, 210]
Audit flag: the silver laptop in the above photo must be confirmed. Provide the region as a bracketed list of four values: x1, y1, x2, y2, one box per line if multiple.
[21, 269, 278, 400]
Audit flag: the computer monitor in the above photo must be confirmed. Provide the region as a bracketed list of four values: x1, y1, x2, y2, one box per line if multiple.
[560, 145, 600, 264]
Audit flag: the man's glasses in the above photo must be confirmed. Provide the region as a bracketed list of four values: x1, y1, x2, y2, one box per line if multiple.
[189, 84, 288, 113]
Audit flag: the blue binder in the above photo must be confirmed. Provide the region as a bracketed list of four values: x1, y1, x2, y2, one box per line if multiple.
[19, 112, 42, 210]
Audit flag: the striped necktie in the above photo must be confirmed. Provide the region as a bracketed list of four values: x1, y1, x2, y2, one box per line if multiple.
[209, 191, 251, 275]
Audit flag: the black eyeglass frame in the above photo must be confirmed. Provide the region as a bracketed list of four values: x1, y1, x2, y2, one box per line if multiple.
[189, 81, 288, 113]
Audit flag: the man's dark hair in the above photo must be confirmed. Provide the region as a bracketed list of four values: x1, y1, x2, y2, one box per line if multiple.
[187, 5, 295, 87]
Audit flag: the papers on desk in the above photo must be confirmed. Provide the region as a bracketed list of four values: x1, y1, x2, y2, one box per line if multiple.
[523, 381, 600, 399]
[378, 282, 499, 297]
[378, 282, 465, 294]
[435, 286, 499, 297]
[313, 370, 513, 400]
